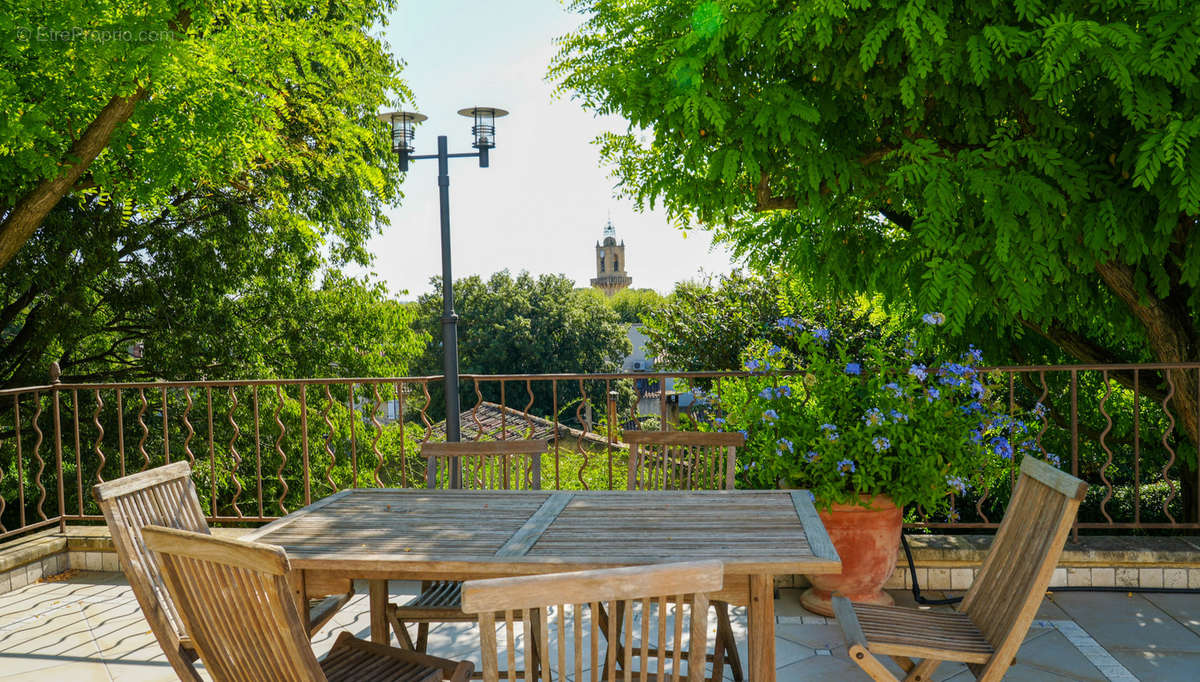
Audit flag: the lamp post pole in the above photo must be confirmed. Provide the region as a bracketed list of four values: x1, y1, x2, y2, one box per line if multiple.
[378, 107, 507, 489]
[434, 135, 461, 453]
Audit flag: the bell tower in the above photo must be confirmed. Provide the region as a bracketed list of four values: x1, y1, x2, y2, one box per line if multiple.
[590, 219, 632, 296]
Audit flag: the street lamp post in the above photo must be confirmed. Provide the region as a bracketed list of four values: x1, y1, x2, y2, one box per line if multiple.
[378, 107, 508, 487]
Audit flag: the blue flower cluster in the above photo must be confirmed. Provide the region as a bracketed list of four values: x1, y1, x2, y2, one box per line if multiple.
[909, 364, 927, 381]
[811, 328, 831, 343]
[872, 437, 891, 452]
[945, 475, 968, 495]
[776, 317, 803, 331]
[863, 408, 885, 426]
[837, 459, 856, 476]
[758, 385, 792, 400]
[844, 362, 862, 375]
[821, 423, 839, 441]
[883, 382, 904, 398]
[922, 312, 946, 326]
[776, 438, 794, 454]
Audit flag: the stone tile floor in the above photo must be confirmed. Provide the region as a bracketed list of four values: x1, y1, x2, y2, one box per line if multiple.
[0, 570, 1197, 680]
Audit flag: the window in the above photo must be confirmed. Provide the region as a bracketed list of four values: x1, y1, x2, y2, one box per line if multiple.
[613, 256, 619, 272]
[599, 254, 605, 272]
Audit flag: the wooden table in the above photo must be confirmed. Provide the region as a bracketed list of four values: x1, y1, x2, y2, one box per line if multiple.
[245, 488, 841, 682]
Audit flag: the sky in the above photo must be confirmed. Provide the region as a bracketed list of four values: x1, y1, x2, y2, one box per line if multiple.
[357, 1, 737, 300]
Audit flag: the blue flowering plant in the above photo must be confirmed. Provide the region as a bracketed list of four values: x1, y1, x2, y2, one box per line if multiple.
[712, 314, 1049, 517]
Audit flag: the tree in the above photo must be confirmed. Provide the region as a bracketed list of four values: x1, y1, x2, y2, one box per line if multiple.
[554, 1, 1200, 513]
[642, 270, 901, 372]
[412, 271, 632, 422]
[606, 287, 667, 324]
[1, 0, 420, 387]
[0, 0, 404, 268]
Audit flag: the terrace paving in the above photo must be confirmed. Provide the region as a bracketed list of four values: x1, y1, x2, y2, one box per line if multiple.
[0, 571, 1195, 681]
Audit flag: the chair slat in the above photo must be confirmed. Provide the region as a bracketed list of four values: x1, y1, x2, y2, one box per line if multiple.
[463, 563, 721, 682]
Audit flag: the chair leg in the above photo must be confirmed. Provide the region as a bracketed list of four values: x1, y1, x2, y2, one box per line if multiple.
[384, 605, 418, 650]
[890, 655, 915, 672]
[715, 601, 743, 682]
[903, 658, 942, 682]
[848, 643, 901, 682]
[597, 601, 626, 679]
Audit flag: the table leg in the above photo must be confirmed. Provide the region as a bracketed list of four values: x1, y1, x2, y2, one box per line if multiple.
[369, 579, 389, 645]
[748, 575, 776, 682]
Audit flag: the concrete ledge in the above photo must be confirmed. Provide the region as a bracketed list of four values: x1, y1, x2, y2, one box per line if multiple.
[3, 528, 1198, 595]
[0, 525, 256, 594]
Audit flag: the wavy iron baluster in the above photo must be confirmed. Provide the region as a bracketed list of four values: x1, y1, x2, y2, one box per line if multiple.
[136, 388, 149, 471]
[253, 386, 263, 518]
[1098, 371, 1115, 524]
[227, 386, 243, 518]
[575, 379, 590, 490]
[1035, 372, 1049, 456]
[1160, 371, 1178, 524]
[274, 385, 289, 515]
[182, 388, 195, 466]
[32, 392, 46, 521]
[93, 390, 106, 483]
[322, 385, 338, 493]
[523, 380, 535, 439]
[419, 381, 433, 441]
[370, 384, 383, 487]
[472, 378, 484, 438]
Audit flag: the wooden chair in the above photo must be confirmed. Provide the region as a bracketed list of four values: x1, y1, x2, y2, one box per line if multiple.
[141, 525, 473, 682]
[832, 456, 1088, 682]
[461, 561, 723, 682]
[620, 430, 744, 681]
[424, 439, 547, 491]
[388, 439, 549, 654]
[625, 430, 742, 491]
[93, 462, 354, 681]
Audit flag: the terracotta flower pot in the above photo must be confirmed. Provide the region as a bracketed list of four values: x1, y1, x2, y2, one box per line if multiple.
[800, 495, 902, 616]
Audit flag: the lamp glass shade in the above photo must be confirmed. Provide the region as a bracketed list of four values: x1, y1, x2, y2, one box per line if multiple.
[457, 107, 508, 149]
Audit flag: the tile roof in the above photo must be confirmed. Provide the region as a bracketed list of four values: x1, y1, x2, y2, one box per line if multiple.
[426, 401, 626, 450]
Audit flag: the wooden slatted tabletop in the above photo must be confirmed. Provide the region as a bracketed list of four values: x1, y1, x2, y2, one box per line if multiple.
[244, 487, 841, 682]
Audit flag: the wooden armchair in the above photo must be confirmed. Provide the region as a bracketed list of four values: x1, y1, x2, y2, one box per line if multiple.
[93, 462, 354, 681]
[832, 456, 1088, 682]
[142, 526, 473, 682]
[387, 439, 548, 654]
[621, 430, 745, 681]
[461, 561, 724, 682]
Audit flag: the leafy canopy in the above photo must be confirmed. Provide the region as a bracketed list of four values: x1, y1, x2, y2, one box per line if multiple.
[553, 0, 1200, 365]
[0, 0, 405, 258]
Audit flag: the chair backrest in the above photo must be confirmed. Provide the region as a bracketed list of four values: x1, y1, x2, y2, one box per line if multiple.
[93, 462, 209, 679]
[423, 439, 548, 490]
[142, 525, 326, 682]
[461, 561, 722, 682]
[959, 456, 1087, 680]
[623, 431, 744, 491]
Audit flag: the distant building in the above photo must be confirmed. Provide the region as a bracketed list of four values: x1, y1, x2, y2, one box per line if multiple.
[590, 220, 632, 296]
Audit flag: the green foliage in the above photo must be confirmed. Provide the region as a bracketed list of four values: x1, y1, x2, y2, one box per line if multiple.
[606, 287, 667, 324]
[642, 270, 906, 372]
[0, 0, 418, 387]
[552, 0, 1200, 367]
[412, 271, 633, 422]
[0, 0, 405, 237]
[701, 316, 1046, 516]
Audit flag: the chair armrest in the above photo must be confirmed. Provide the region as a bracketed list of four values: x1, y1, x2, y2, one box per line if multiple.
[831, 593, 868, 649]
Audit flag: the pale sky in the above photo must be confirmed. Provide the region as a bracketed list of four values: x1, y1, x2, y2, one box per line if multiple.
[356, 0, 737, 299]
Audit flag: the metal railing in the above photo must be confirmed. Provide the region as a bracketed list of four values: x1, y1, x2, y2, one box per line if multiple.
[0, 365, 1197, 540]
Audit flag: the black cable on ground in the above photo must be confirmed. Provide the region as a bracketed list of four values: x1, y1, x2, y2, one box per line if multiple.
[900, 533, 1200, 604]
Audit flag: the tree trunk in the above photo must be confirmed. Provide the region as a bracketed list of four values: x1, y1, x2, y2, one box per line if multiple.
[0, 88, 146, 270]
[1095, 259, 1200, 522]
